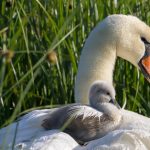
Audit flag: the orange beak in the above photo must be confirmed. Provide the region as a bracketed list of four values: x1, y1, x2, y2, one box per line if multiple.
[141, 56, 150, 75]
[139, 38, 150, 82]
[139, 55, 150, 82]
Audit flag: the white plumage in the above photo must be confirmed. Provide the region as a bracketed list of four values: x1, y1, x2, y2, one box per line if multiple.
[0, 14, 150, 150]
[1, 109, 150, 149]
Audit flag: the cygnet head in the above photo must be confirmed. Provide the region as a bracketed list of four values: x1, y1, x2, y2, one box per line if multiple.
[89, 80, 119, 110]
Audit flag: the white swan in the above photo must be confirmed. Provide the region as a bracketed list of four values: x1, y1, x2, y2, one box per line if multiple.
[42, 81, 122, 144]
[75, 14, 150, 149]
[75, 14, 150, 103]
[0, 14, 150, 150]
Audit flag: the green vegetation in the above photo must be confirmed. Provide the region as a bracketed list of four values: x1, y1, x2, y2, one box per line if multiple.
[0, 0, 150, 127]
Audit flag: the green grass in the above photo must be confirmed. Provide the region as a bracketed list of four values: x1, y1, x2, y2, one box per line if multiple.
[0, 0, 150, 128]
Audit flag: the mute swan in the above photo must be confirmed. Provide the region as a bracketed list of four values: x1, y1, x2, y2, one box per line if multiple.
[42, 81, 122, 144]
[0, 14, 150, 150]
[75, 15, 150, 104]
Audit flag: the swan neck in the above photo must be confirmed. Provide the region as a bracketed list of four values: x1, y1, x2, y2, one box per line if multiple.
[75, 37, 116, 104]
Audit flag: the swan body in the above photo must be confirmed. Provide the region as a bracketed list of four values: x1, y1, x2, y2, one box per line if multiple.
[0, 109, 79, 150]
[0, 14, 150, 149]
[42, 81, 122, 144]
[1, 109, 150, 150]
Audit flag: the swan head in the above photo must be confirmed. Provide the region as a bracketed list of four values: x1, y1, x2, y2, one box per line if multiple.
[75, 15, 150, 104]
[89, 80, 120, 109]
[106, 15, 150, 81]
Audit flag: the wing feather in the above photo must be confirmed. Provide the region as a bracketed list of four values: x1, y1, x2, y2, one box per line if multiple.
[42, 105, 115, 143]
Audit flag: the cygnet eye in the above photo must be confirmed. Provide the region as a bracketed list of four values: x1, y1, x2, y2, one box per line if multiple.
[106, 92, 110, 96]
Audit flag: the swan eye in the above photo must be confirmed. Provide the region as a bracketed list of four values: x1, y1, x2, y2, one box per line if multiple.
[141, 37, 149, 44]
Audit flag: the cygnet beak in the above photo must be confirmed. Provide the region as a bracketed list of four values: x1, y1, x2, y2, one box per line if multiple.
[109, 99, 121, 109]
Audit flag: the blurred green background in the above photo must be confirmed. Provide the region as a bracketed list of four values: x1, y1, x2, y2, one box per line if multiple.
[0, 0, 150, 127]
